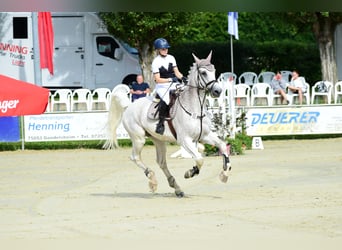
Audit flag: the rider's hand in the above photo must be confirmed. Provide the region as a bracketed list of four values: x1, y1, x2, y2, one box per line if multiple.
[172, 76, 179, 83]
[181, 76, 188, 84]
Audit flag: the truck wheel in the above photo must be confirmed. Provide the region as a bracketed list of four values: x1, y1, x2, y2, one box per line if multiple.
[122, 74, 137, 86]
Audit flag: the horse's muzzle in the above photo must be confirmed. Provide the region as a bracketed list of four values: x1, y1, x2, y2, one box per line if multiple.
[210, 83, 222, 98]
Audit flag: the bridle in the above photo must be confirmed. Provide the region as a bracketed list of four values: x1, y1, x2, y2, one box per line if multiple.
[175, 64, 217, 141]
[177, 64, 217, 115]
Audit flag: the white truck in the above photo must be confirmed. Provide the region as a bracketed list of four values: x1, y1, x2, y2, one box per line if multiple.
[0, 12, 141, 89]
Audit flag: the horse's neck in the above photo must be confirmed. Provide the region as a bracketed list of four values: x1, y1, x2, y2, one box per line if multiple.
[178, 86, 206, 113]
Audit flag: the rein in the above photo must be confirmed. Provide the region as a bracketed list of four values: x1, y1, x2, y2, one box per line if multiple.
[175, 65, 216, 142]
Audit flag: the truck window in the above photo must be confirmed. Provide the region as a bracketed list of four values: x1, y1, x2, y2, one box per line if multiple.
[13, 17, 28, 39]
[96, 36, 119, 59]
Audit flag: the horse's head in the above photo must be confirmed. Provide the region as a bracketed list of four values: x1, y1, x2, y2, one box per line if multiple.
[191, 51, 222, 98]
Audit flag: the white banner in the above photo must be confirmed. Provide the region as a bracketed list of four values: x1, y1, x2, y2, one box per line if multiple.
[24, 112, 129, 142]
[246, 106, 342, 136]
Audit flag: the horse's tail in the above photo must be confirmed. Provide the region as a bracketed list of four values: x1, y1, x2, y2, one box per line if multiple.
[103, 84, 131, 150]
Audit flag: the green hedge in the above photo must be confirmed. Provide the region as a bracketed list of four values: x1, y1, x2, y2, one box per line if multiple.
[172, 40, 321, 85]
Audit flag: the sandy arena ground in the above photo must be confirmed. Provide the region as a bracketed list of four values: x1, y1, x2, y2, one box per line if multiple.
[0, 138, 341, 249]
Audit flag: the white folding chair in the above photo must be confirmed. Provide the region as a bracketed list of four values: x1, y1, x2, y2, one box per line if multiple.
[258, 71, 275, 84]
[90, 88, 111, 110]
[311, 81, 333, 104]
[334, 81, 342, 104]
[281, 70, 292, 82]
[270, 85, 290, 105]
[271, 90, 285, 106]
[251, 83, 272, 106]
[218, 72, 237, 84]
[206, 95, 221, 115]
[50, 89, 72, 112]
[234, 83, 251, 106]
[287, 82, 311, 105]
[238, 72, 258, 87]
[71, 89, 91, 111]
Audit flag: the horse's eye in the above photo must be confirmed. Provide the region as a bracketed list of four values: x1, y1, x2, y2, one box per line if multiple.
[201, 71, 207, 76]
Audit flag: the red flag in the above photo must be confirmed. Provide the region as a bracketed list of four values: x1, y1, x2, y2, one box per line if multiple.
[38, 12, 54, 75]
[0, 74, 49, 116]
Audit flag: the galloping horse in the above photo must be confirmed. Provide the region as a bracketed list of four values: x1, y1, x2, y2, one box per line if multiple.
[103, 51, 232, 197]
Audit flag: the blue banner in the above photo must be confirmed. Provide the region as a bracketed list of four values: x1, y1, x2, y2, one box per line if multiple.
[0, 117, 20, 142]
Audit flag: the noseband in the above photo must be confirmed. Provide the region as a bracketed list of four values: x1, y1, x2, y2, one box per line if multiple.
[196, 64, 217, 91]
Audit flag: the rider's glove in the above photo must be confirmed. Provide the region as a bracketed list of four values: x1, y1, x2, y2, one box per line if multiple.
[172, 76, 179, 83]
[181, 76, 188, 85]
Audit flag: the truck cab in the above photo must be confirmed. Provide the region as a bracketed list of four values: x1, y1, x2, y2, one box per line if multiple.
[0, 12, 142, 90]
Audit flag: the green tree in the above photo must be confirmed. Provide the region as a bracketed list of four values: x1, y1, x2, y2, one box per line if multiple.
[287, 12, 342, 86]
[182, 12, 229, 42]
[99, 12, 192, 87]
[100, 12, 342, 90]
[239, 12, 342, 86]
[182, 12, 314, 43]
[183, 12, 342, 87]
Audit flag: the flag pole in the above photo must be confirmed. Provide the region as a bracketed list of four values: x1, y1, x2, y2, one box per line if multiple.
[230, 34, 234, 73]
[228, 12, 237, 139]
[229, 34, 236, 139]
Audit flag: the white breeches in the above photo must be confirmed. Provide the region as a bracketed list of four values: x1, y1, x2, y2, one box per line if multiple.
[155, 83, 176, 105]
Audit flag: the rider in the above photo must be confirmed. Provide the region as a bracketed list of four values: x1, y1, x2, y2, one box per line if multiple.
[151, 37, 188, 135]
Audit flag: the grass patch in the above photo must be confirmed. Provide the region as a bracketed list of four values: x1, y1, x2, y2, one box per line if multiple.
[1, 134, 341, 153]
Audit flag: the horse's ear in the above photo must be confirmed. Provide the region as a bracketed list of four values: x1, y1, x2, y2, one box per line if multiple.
[192, 53, 200, 64]
[206, 50, 212, 62]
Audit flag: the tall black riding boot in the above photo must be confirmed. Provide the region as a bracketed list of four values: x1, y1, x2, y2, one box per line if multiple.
[155, 100, 169, 135]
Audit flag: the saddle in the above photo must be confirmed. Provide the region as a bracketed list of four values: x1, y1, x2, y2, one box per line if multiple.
[147, 90, 178, 121]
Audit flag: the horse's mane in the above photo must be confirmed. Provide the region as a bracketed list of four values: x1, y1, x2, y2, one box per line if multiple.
[187, 63, 198, 83]
[187, 55, 215, 85]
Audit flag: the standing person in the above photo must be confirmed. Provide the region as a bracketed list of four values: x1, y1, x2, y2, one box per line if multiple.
[270, 71, 289, 105]
[130, 74, 150, 102]
[287, 69, 307, 105]
[151, 37, 187, 135]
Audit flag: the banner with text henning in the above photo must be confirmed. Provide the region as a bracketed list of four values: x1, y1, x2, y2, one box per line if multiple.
[24, 112, 129, 142]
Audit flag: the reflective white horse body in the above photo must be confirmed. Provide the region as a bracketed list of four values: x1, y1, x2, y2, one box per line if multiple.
[104, 52, 231, 197]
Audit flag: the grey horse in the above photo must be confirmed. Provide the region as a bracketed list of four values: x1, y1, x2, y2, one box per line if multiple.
[103, 51, 232, 197]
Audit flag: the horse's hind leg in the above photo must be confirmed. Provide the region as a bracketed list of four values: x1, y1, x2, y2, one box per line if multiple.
[152, 139, 184, 197]
[129, 134, 158, 193]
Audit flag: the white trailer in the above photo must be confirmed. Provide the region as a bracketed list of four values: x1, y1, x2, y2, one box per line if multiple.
[0, 12, 141, 89]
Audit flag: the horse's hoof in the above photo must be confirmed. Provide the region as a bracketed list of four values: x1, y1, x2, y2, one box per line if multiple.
[148, 180, 158, 193]
[146, 170, 158, 192]
[219, 170, 229, 183]
[175, 191, 185, 197]
[184, 166, 200, 179]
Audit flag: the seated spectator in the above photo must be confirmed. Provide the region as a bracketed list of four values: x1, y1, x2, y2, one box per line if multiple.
[270, 71, 289, 105]
[287, 70, 307, 105]
[130, 74, 150, 102]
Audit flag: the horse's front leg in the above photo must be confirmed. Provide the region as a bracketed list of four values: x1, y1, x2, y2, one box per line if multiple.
[182, 139, 204, 179]
[201, 131, 232, 183]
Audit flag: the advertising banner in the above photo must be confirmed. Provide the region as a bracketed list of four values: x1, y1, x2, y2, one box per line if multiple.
[0, 116, 20, 142]
[24, 112, 129, 142]
[246, 106, 342, 136]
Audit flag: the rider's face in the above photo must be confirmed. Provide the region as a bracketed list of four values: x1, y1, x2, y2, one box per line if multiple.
[159, 48, 168, 56]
